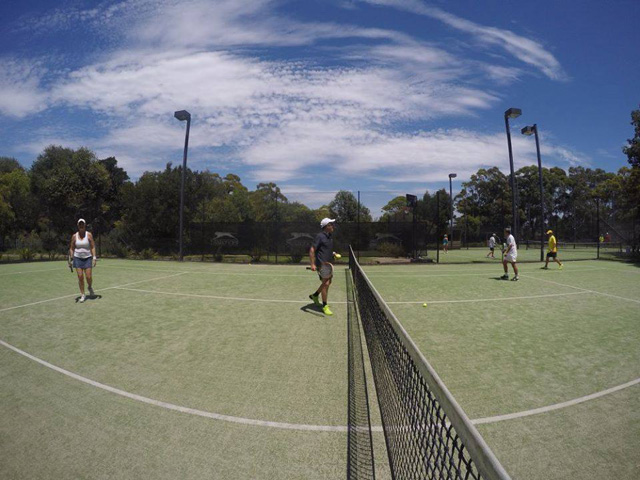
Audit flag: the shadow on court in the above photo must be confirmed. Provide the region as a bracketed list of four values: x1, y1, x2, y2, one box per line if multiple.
[300, 304, 325, 318]
[75, 294, 103, 303]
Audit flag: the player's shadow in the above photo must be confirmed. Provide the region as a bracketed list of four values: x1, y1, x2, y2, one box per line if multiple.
[490, 276, 509, 281]
[300, 304, 325, 318]
[75, 294, 103, 303]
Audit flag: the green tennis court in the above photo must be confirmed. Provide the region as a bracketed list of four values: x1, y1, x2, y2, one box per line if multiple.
[1, 258, 638, 479]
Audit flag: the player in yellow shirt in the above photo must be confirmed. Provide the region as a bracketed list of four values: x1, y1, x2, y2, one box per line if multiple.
[541, 230, 563, 269]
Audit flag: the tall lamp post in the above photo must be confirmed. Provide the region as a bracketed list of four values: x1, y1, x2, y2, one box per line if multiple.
[504, 108, 521, 239]
[521, 124, 545, 261]
[448, 173, 457, 245]
[174, 110, 191, 261]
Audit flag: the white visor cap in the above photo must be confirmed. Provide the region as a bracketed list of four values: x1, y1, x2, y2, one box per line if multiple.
[320, 218, 336, 228]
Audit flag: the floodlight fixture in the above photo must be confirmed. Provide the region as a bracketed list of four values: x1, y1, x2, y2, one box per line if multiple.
[174, 110, 191, 121]
[521, 125, 537, 136]
[504, 107, 522, 119]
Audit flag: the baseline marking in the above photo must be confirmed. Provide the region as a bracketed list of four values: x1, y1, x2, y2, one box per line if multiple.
[522, 274, 640, 305]
[116, 287, 349, 304]
[0, 272, 189, 313]
[1, 339, 638, 431]
[0, 268, 63, 276]
[387, 291, 589, 305]
[99, 264, 315, 277]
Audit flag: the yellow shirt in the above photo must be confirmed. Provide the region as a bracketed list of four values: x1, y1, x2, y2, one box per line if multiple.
[548, 235, 557, 253]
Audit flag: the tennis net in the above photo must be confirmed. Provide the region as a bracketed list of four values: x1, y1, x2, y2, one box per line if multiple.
[348, 246, 510, 480]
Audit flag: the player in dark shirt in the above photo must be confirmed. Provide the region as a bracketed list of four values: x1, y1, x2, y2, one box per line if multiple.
[309, 218, 336, 315]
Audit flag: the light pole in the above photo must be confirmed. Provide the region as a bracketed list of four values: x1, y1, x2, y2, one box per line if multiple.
[504, 107, 521, 239]
[448, 173, 457, 246]
[174, 110, 191, 261]
[521, 124, 544, 261]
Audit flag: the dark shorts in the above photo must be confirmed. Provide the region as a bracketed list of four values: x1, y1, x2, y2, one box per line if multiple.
[546, 251, 557, 258]
[489, 247, 495, 252]
[73, 256, 93, 269]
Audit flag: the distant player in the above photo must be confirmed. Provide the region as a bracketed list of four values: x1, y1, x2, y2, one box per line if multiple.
[69, 218, 97, 302]
[541, 230, 563, 269]
[309, 218, 336, 316]
[443, 234, 449, 253]
[500, 227, 519, 281]
[486, 233, 497, 258]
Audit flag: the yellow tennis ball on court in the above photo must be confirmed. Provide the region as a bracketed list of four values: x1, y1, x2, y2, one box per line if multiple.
[335, 253, 342, 259]
[423, 303, 427, 308]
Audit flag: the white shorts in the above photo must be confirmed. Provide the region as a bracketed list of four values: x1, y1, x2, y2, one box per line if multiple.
[505, 253, 517, 263]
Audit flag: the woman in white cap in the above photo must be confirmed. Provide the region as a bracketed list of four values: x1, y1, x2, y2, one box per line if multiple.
[68, 218, 97, 302]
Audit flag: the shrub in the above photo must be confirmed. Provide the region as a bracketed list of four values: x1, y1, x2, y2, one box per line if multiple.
[139, 248, 156, 260]
[19, 247, 35, 261]
[250, 247, 265, 263]
[290, 254, 304, 263]
[378, 242, 405, 257]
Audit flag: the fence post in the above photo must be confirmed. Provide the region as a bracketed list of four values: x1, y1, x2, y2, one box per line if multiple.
[596, 198, 600, 260]
[357, 191, 360, 261]
[436, 191, 440, 264]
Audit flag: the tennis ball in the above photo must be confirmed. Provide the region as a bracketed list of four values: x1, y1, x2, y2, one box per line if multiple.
[335, 253, 342, 259]
[423, 303, 427, 307]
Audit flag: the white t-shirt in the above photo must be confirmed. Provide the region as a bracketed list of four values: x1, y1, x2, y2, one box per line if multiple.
[506, 234, 517, 255]
[489, 236, 496, 248]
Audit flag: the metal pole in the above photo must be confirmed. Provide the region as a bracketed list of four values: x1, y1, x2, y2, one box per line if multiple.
[596, 198, 600, 260]
[533, 124, 545, 262]
[275, 194, 278, 264]
[357, 190, 360, 261]
[449, 177, 454, 247]
[464, 198, 468, 249]
[505, 115, 518, 239]
[178, 116, 191, 261]
[436, 191, 440, 264]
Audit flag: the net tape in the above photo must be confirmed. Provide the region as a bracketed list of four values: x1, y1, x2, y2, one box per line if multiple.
[349, 246, 510, 480]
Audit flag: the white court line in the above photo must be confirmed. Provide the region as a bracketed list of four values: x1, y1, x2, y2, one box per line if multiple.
[116, 287, 348, 304]
[522, 274, 640, 305]
[0, 267, 63, 276]
[367, 267, 608, 278]
[115, 287, 589, 306]
[1, 338, 638, 431]
[472, 378, 640, 425]
[387, 291, 589, 305]
[0, 339, 346, 432]
[98, 264, 313, 277]
[0, 272, 188, 313]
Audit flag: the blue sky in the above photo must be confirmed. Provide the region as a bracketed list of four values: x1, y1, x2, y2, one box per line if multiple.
[1, 0, 638, 210]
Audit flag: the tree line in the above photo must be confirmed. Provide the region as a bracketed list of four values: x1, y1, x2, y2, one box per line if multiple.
[1, 108, 638, 256]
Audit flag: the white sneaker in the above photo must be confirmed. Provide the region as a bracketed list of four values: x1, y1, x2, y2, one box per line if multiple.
[80, 294, 86, 303]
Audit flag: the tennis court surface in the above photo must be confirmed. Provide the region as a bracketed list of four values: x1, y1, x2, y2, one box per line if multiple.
[1, 257, 638, 479]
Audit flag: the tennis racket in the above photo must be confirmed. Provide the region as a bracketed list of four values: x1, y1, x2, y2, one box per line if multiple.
[68, 256, 73, 272]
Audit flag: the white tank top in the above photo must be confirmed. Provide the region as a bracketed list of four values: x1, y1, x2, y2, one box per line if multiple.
[74, 232, 91, 258]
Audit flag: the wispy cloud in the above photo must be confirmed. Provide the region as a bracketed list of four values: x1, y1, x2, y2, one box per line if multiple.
[358, 0, 567, 80]
[0, 58, 49, 118]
